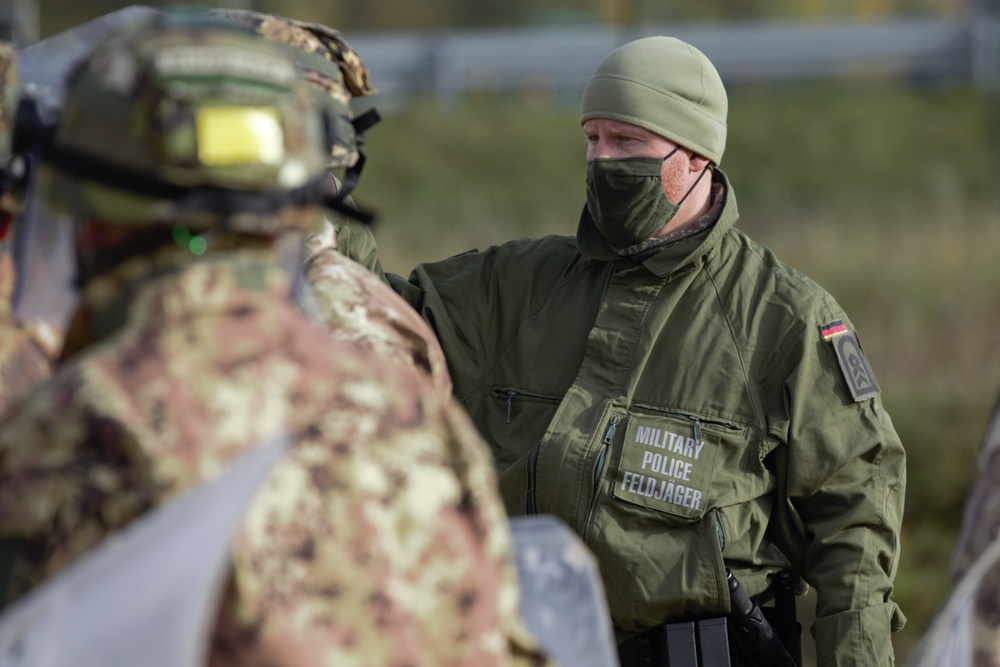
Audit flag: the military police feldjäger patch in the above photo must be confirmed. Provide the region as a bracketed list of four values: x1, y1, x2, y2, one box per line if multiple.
[819, 321, 881, 402]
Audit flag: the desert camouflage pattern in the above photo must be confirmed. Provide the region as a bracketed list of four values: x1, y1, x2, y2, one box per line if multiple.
[305, 217, 451, 393]
[0, 253, 57, 415]
[211, 9, 376, 169]
[0, 254, 552, 667]
[38, 17, 328, 232]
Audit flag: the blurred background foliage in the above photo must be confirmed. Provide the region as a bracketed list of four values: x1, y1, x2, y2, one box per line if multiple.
[35, 0, 1000, 663]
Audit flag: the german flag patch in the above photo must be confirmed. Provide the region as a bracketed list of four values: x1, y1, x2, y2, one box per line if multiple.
[819, 319, 848, 341]
[819, 320, 881, 402]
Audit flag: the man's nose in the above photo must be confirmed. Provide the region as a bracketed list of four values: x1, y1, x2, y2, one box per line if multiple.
[590, 138, 614, 160]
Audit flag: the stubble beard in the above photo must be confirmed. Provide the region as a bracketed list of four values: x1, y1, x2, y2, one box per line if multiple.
[661, 154, 689, 204]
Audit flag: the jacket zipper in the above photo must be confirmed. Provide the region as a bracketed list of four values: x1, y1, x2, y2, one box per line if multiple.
[493, 388, 562, 424]
[593, 414, 620, 487]
[688, 415, 703, 443]
[652, 410, 742, 436]
[504, 391, 515, 423]
[524, 445, 539, 515]
[583, 413, 621, 541]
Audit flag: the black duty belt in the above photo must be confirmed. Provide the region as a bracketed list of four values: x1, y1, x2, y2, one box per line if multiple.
[617, 569, 802, 667]
[618, 617, 733, 667]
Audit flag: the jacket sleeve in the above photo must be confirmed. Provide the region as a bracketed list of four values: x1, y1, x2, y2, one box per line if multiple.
[769, 319, 906, 667]
[386, 243, 545, 402]
[331, 214, 385, 278]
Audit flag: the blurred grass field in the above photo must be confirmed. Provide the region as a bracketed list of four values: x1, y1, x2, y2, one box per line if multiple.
[352, 82, 1000, 662]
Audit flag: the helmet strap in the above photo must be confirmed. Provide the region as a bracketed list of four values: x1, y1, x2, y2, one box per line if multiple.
[336, 107, 381, 199]
[44, 143, 376, 225]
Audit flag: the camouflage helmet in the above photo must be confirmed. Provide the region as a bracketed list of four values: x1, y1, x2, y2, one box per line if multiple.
[37, 13, 332, 234]
[0, 42, 24, 220]
[210, 9, 377, 170]
[0, 42, 19, 166]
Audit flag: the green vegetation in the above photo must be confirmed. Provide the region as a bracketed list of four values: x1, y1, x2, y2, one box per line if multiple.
[356, 82, 1000, 663]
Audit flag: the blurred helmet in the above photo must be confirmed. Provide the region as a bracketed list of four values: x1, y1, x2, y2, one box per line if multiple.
[0, 41, 25, 221]
[210, 9, 378, 172]
[0, 42, 19, 165]
[36, 13, 333, 234]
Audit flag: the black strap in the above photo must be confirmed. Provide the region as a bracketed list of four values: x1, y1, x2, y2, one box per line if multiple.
[352, 107, 381, 136]
[337, 150, 366, 199]
[335, 107, 381, 199]
[43, 143, 375, 225]
[323, 193, 375, 224]
[0, 538, 24, 612]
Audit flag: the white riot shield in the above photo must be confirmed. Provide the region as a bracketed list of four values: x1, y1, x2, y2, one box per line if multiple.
[9, 188, 77, 332]
[510, 514, 620, 667]
[975, 393, 1000, 464]
[905, 537, 1000, 667]
[13, 6, 165, 333]
[17, 6, 161, 110]
[908, 393, 1000, 667]
[0, 435, 289, 667]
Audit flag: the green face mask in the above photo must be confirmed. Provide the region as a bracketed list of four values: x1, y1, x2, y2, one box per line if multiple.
[585, 150, 687, 247]
[585, 153, 677, 247]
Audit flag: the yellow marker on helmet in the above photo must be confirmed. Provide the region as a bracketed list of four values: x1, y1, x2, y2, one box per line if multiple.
[196, 106, 284, 166]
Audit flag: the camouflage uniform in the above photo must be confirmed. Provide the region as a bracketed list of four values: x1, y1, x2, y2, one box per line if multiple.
[0, 42, 21, 222]
[0, 255, 546, 667]
[0, 42, 58, 414]
[214, 9, 451, 391]
[304, 220, 452, 393]
[212, 8, 383, 273]
[0, 16, 549, 667]
[0, 253, 59, 414]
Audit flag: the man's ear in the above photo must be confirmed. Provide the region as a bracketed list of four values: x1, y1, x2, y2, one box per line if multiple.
[688, 153, 711, 173]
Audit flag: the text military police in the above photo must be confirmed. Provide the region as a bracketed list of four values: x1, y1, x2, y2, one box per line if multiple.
[0, 14, 552, 667]
[386, 36, 907, 666]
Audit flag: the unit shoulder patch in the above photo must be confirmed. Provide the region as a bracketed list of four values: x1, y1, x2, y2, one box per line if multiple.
[819, 320, 881, 402]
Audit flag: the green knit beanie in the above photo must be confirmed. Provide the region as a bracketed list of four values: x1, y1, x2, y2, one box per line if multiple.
[580, 36, 728, 165]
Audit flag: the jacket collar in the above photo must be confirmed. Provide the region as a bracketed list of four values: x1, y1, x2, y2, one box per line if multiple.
[576, 168, 740, 277]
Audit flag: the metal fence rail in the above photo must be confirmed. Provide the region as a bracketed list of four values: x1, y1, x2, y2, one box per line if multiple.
[19, 9, 998, 111]
[347, 17, 976, 106]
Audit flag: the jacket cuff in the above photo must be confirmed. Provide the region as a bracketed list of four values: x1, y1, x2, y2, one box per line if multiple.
[813, 602, 906, 667]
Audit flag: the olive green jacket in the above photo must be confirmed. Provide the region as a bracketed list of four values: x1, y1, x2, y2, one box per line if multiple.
[333, 214, 383, 276]
[389, 171, 906, 667]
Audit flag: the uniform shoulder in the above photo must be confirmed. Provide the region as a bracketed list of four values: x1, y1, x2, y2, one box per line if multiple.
[411, 234, 583, 286]
[452, 234, 579, 264]
[719, 228, 847, 328]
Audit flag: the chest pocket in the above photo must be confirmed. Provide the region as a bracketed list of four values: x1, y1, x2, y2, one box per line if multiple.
[609, 411, 746, 521]
[484, 386, 563, 473]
